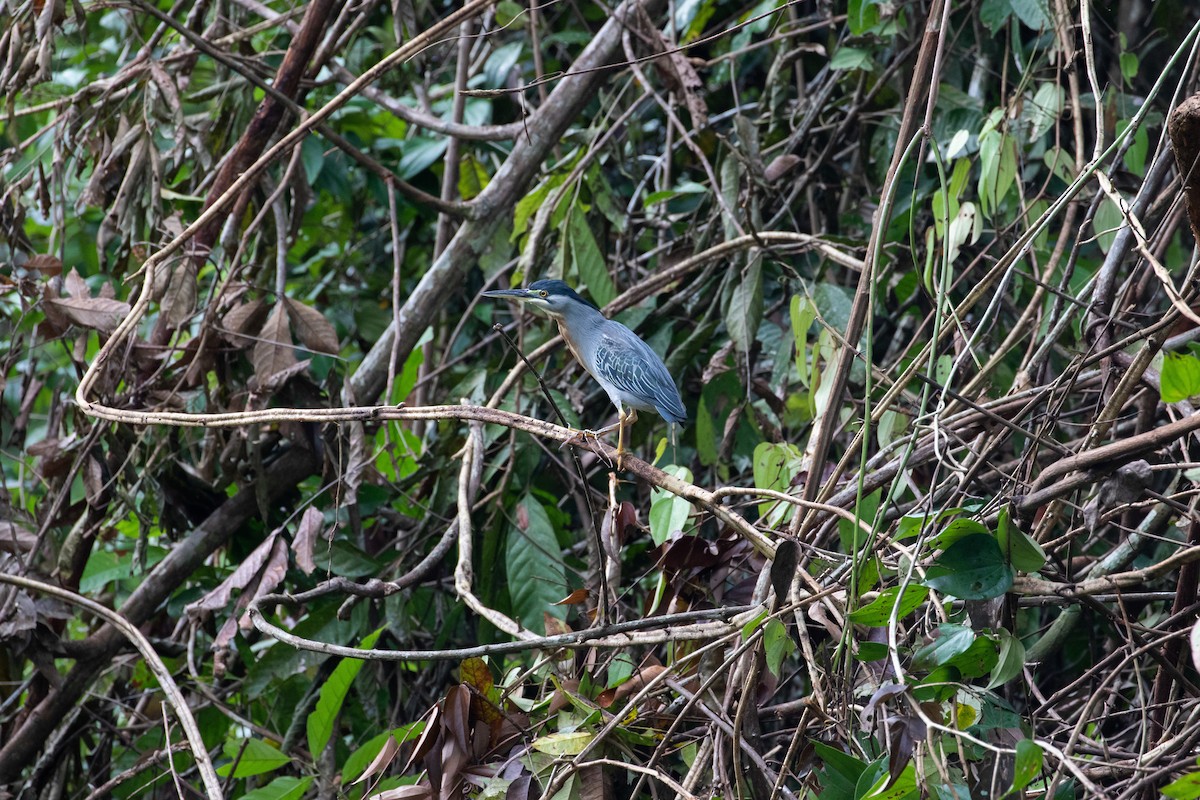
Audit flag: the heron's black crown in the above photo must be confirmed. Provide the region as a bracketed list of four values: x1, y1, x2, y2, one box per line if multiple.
[527, 279, 600, 311]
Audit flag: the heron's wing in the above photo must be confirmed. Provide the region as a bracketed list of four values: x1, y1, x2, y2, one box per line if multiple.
[593, 325, 687, 423]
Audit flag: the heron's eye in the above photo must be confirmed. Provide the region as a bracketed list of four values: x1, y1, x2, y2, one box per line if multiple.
[539, 290, 548, 298]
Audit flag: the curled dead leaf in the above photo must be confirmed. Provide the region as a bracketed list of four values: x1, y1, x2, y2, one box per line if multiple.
[285, 298, 339, 354]
[43, 296, 131, 333]
[764, 154, 802, 183]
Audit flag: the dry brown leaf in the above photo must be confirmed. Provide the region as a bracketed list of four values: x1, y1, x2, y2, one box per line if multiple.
[292, 506, 323, 575]
[161, 262, 197, 329]
[252, 303, 299, 388]
[237, 535, 289, 631]
[148, 61, 181, 116]
[367, 786, 431, 800]
[83, 455, 105, 508]
[350, 733, 402, 786]
[0, 522, 38, 555]
[23, 254, 61, 277]
[44, 296, 131, 333]
[579, 763, 611, 800]
[403, 704, 442, 776]
[285, 298, 339, 354]
[764, 154, 802, 183]
[64, 268, 88, 298]
[599, 665, 666, 707]
[185, 530, 281, 615]
[221, 299, 266, 348]
[553, 588, 589, 606]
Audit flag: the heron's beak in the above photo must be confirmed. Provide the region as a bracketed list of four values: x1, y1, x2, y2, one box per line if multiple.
[481, 288, 532, 300]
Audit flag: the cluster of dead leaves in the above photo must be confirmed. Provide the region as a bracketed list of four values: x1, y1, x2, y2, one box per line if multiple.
[13, 257, 133, 336]
[184, 507, 328, 676]
[221, 295, 340, 390]
[353, 667, 532, 800]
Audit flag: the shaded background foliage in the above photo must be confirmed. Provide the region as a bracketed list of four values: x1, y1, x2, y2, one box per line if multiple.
[5, 0, 1200, 797]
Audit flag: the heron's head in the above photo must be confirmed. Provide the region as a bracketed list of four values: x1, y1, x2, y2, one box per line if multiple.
[481, 279, 600, 319]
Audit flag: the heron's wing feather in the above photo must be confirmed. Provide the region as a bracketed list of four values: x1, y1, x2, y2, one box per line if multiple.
[594, 325, 687, 422]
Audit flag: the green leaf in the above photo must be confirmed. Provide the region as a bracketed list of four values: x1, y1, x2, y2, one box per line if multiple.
[649, 466, 695, 545]
[397, 136, 448, 179]
[1093, 195, 1124, 254]
[912, 624, 975, 671]
[607, 653, 635, 687]
[306, 627, 384, 757]
[857, 760, 918, 800]
[506, 494, 568, 633]
[495, 0, 523, 26]
[812, 740, 868, 799]
[1044, 145, 1076, 183]
[643, 181, 707, 207]
[897, 507, 963, 540]
[741, 606, 769, 639]
[848, 585, 928, 626]
[830, 47, 874, 71]
[235, 776, 313, 800]
[789, 295, 816, 386]
[566, 208, 615, 308]
[695, 394, 718, 466]
[946, 636, 999, 679]
[300, 137, 324, 184]
[1012, 739, 1044, 792]
[1121, 122, 1148, 177]
[341, 724, 423, 784]
[929, 518, 989, 551]
[847, 0, 879, 35]
[513, 174, 566, 241]
[855, 641, 889, 662]
[1164, 770, 1200, 800]
[924, 534, 1013, 600]
[877, 408, 908, 449]
[457, 153, 490, 200]
[987, 629, 1026, 688]
[218, 737, 291, 778]
[810, 281, 854, 337]
[726, 255, 763, 355]
[979, 0, 1012, 33]
[532, 731, 595, 755]
[1162, 353, 1200, 403]
[997, 507, 1046, 572]
[838, 488, 881, 554]
[763, 618, 795, 677]
[1120, 51, 1139, 81]
[752, 441, 800, 518]
[1009, 0, 1051, 30]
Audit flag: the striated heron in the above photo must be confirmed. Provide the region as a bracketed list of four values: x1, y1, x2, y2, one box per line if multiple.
[482, 279, 686, 466]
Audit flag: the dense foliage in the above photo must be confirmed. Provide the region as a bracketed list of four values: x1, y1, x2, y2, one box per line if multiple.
[5, 0, 1200, 797]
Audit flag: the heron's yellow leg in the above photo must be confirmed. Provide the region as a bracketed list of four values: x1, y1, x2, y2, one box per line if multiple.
[616, 408, 629, 470]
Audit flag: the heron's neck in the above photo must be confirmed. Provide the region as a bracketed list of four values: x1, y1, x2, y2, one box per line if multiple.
[558, 300, 606, 329]
[554, 301, 606, 362]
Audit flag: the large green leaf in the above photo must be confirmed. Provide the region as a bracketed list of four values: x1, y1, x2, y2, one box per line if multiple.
[506, 494, 568, 632]
[848, 585, 928, 626]
[235, 776, 313, 800]
[566, 207, 615, 308]
[1162, 353, 1200, 403]
[306, 627, 384, 757]
[911, 624, 975, 671]
[1012, 739, 1044, 793]
[924, 534, 1013, 600]
[997, 507, 1046, 573]
[649, 466, 695, 545]
[218, 737, 290, 778]
[763, 618, 795, 677]
[726, 254, 762, 355]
